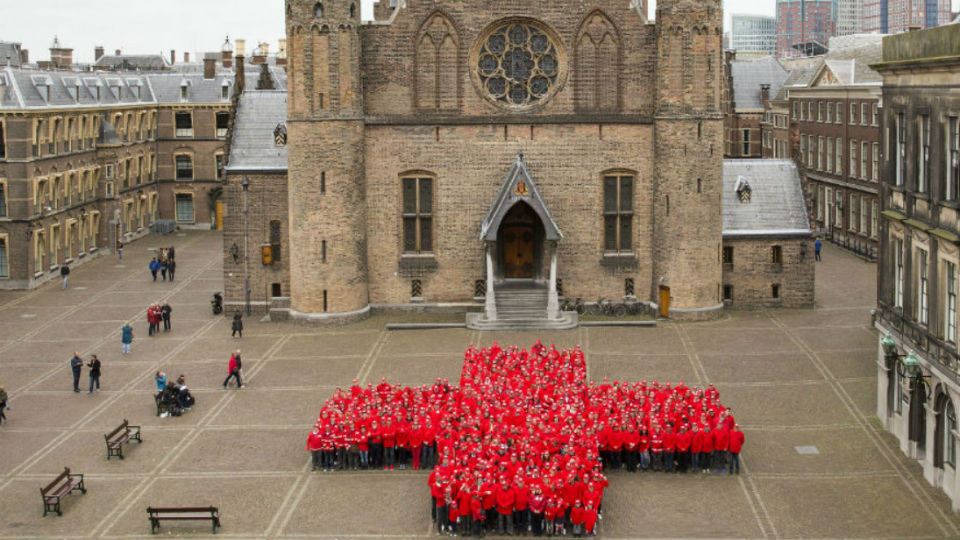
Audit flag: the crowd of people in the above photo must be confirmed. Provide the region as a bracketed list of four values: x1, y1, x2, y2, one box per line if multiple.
[148, 246, 176, 282]
[155, 371, 196, 417]
[306, 341, 744, 537]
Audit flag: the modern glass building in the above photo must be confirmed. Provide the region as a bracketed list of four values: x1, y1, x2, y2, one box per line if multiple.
[730, 14, 777, 56]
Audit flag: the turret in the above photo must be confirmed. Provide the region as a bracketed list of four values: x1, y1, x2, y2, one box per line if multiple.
[651, 0, 724, 319]
[285, 0, 369, 322]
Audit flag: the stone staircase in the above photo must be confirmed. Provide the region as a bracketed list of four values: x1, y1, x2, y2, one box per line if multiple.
[466, 283, 578, 330]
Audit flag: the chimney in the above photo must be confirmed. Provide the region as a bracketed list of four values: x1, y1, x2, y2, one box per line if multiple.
[252, 42, 267, 65]
[94, 46, 104, 62]
[235, 48, 245, 96]
[276, 38, 287, 68]
[170, 49, 176, 65]
[221, 35, 234, 68]
[19, 48, 28, 65]
[235, 39, 246, 58]
[49, 36, 73, 70]
[203, 54, 217, 79]
[184, 51, 190, 63]
[760, 84, 771, 107]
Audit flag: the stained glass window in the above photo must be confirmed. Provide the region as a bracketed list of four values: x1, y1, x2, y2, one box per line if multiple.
[475, 21, 561, 108]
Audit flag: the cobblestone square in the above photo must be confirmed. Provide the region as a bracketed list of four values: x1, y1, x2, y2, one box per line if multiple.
[0, 231, 958, 539]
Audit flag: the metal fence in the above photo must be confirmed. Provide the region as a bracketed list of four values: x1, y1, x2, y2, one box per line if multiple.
[150, 219, 177, 235]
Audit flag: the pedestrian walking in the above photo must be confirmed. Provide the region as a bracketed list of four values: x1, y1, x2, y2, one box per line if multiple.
[0, 385, 9, 425]
[167, 245, 175, 261]
[70, 352, 83, 393]
[161, 302, 172, 332]
[222, 350, 243, 389]
[121, 323, 134, 354]
[167, 259, 176, 282]
[87, 355, 101, 393]
[231, 311, 243, 338]
[160, 258, 168, 281]
[60, 263, 70, 289]
[116, 241, 123, 261]
[149, 258, 159, 281]
[815, 238, 822, 262]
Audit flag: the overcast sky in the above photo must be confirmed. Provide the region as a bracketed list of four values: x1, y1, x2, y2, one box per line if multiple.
[0, 0, 956, 64]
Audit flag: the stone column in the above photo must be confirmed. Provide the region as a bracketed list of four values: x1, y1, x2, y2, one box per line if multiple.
[485, 243, 497, 321]
[547, 242, 560, 319]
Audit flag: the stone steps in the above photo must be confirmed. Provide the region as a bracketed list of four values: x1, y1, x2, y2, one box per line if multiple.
[467, 285, 578, 330]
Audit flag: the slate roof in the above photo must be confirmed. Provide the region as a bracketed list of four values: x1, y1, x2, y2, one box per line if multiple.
[480, 153, 562, 242]
[94, 54, 169, 70]
[722, 160, 811, 238]
[225, 90, 287, 173]
[730, 57, 788, 111]
[0, 42, 22, 68]
[0, 67, 157, 109]
[147, 72, 235, 104]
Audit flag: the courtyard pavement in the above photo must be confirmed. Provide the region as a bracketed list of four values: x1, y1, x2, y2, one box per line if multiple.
[0, 231, 958, 539]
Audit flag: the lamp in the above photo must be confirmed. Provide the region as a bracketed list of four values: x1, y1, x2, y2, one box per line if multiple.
[898, 350, 923, 380]
[881, 332, 899, 358]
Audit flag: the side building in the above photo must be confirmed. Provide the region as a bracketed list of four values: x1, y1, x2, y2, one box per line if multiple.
[724, 55, 788, 158]
[873, 23, 960, 511]
[788, 35, 883, 259]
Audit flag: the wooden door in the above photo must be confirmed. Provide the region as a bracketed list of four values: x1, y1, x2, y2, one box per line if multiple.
[502, 225, 535, 278]
[216, 201, 224, 231]
[659, 286, 671, 318]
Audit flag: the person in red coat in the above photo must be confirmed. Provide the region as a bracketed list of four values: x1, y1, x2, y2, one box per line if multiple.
[689, 424, 702, 473]
[513, 477, 530, 535]
[700, 425, 714, 473]
[713, 425, 729, 473]
[382, 417, 397, 469]
[458, 483, 474, 537]
[307, 427, 323, 471]
[728, 424, 745, 474]
[528, 486, 545, 536]
[570, 500, 586, 537]
[471, 491, 486, 537]
[583, 502, 599, 537]
[495, 478, 516, 535]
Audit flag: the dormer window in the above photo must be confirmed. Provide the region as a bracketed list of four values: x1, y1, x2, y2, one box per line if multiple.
[31, 75, 53, 102]
[314, 2, 323, 18]
[735, 176, 751, 203]
[84, 78, 102, 102]
[221, 80, 230, 100]
[126, 78, 142, 100]
[180, 83, 188, 101]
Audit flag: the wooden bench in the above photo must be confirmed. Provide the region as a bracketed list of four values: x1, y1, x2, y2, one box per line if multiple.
[104, 419, 142, 460]
[147, 506, 220, 534]
[40, 467, 86, 516]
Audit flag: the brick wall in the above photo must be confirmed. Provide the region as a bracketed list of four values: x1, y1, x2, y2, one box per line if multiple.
[721, 237, 815, 308]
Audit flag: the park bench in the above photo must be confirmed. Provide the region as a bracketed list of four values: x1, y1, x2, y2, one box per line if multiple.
[104, 419, 142, 459]
[147, 506, 220, 534]
[40, 467, 86, 516]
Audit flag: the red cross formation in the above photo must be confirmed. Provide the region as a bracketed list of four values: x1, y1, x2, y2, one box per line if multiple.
[308, 341, 731, 518]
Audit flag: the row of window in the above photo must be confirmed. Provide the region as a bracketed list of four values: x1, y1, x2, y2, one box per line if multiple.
[722, 283, 783, 301]
[32, 213, 102, 273]
[816, 186, 879, 238]
[892, 237, 959, 345]
[122, 194, 159, 233]
[800, 134, 880, 182]
[892, 113, 960, 201]
[892, 367, 956, 468]
[763, 132, 790, 158]
[793, 99, 879, 127]
[401, 172, 639, 255]
[33, 167, 101, 214]
[722, 245, 784, 265]
[174, 111, 230, 139]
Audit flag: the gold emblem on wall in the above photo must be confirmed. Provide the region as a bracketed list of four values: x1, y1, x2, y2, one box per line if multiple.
[514, 180, 529, 197]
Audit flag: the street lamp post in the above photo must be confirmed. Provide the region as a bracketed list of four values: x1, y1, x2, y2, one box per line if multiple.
[241, 176, 251, 317]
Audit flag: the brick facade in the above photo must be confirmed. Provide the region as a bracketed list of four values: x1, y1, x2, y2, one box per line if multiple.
[237, 0, 813, 322]
[722, 237, 814, 308]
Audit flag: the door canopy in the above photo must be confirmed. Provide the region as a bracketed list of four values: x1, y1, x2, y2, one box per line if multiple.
[480, 152, 562, 242]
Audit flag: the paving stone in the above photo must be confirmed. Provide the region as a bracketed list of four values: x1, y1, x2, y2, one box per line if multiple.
[700, 352, 825, 383]
[590, 354, 699, 385]
[0, 478, 140, 538]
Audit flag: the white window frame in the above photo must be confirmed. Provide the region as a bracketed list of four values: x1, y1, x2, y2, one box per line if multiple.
[871, 200, 879, 239]
[946, 261, 957, 344]
[836, 137, 843, 174]
[896, 237, 904, 308]
[849, 194, 858, 232]
[860, 197, 868, 234]
[850, 139, 858, 179]
[919, 248, 929, 326]
[873, 142, 880, 182]
[919, 114, 930, 193]
[862, 141, 870, 181]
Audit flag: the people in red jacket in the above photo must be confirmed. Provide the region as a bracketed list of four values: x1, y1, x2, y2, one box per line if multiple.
[713, 425, 730, 473]
[728, 424, 745, 475]
[570, 500, 586, 537]
[495, 478, 516, 535]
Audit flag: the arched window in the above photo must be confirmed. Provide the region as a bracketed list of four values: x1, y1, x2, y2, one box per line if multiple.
[576, 11, 619, 112]
[415, 13, 459, 111]
[350, 3, 356, 18]
[314, 2, 323, 18]
[401, 174, 434, 253]
[603, 171, 634, 253]
[936, 392, 957, 469]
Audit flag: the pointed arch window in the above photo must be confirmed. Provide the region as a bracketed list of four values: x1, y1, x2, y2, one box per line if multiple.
[416, 14, 459, 111]
[603, 172, 633, 253]
[576, 11, 619, 112]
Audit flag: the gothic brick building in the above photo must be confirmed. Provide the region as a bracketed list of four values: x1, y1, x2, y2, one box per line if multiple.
[223, 0, 815, 325]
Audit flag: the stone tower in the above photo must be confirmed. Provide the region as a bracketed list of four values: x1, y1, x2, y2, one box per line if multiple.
[652, 0, 724, 319]
[286, 0, 369, 322]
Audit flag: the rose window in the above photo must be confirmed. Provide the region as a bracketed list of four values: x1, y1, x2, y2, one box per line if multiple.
[474, 21, 563, 109]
